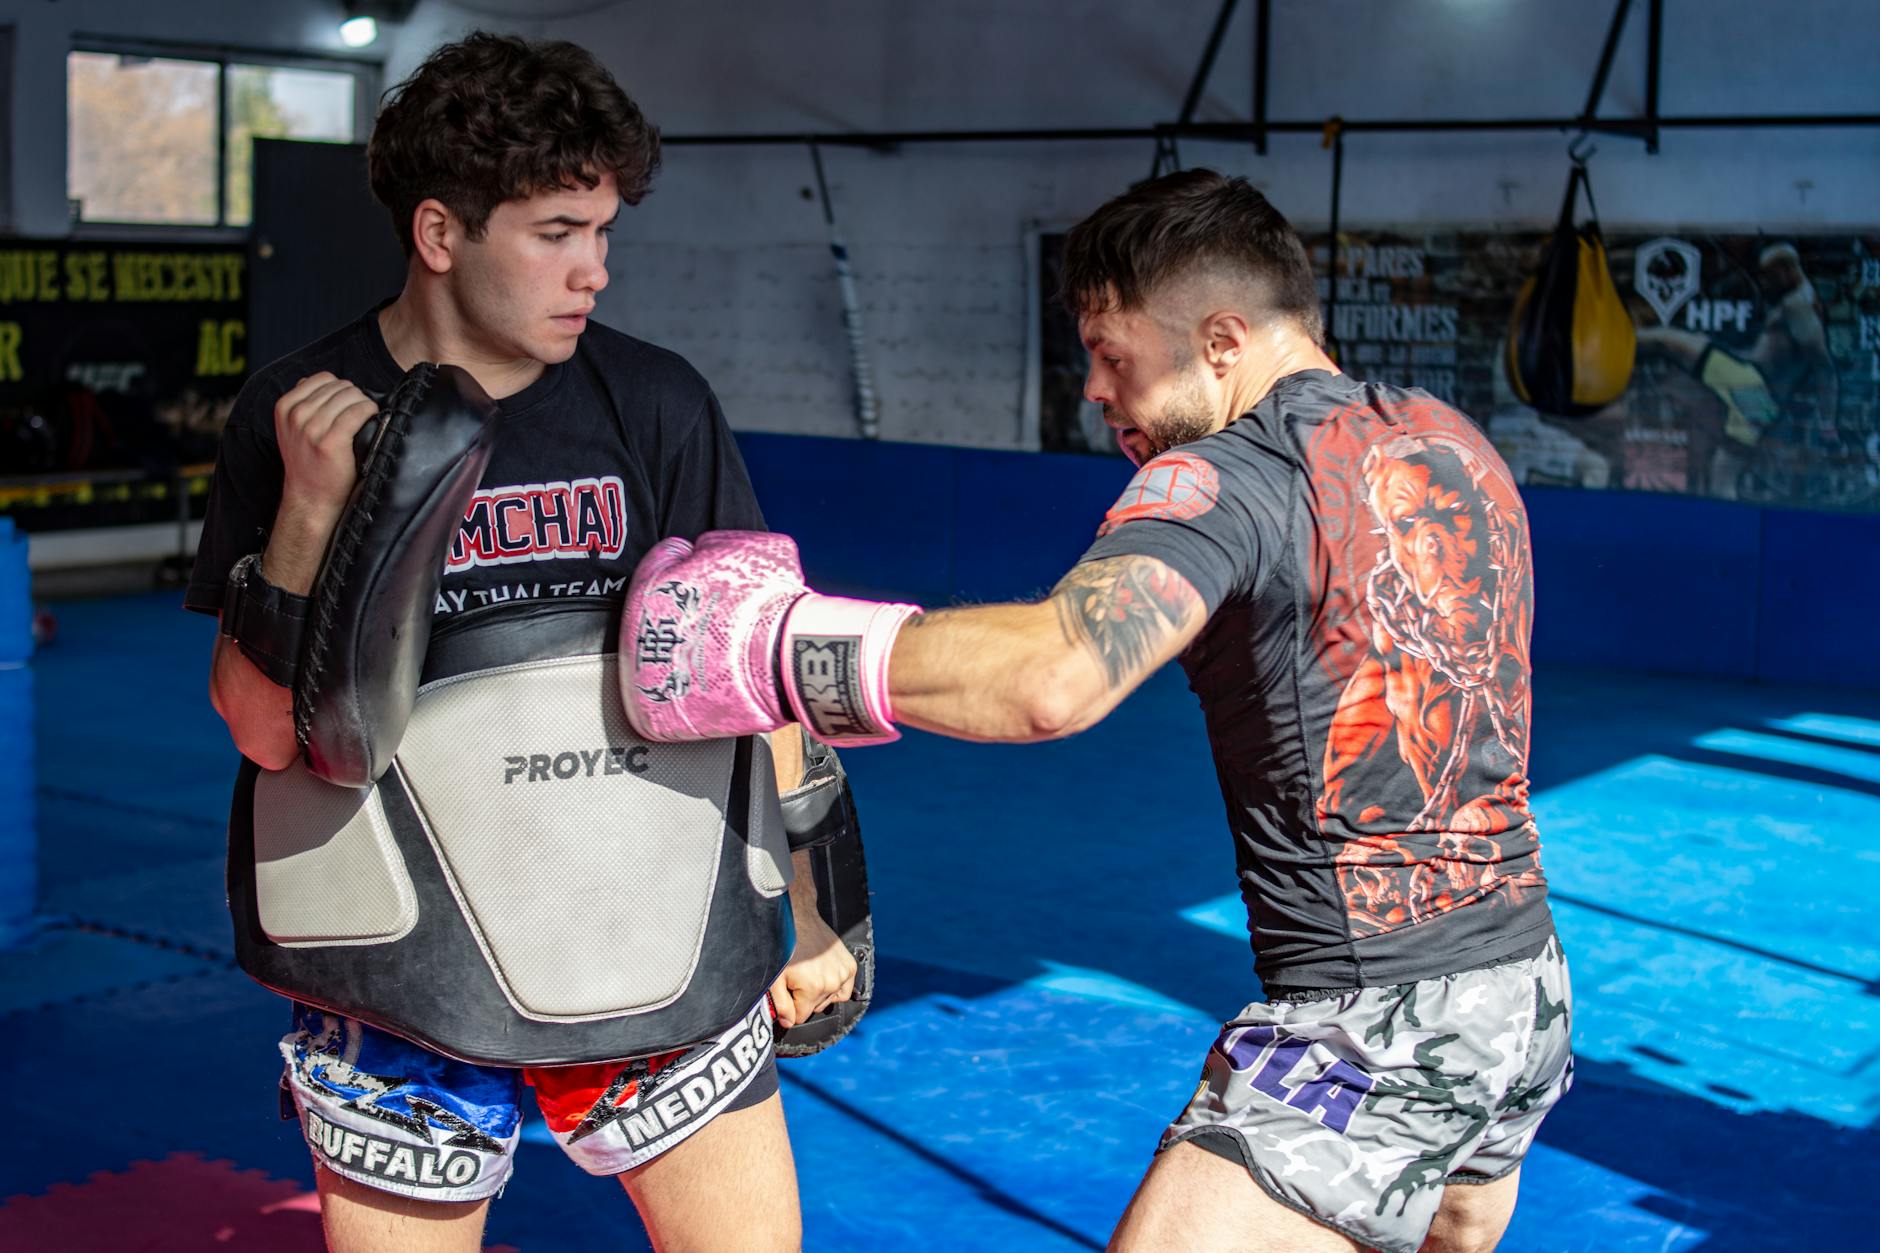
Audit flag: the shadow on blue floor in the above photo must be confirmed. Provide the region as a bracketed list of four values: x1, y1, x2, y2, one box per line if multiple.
[4, 590, 1877, 1251]
[1519, 1056, 1877, 1251]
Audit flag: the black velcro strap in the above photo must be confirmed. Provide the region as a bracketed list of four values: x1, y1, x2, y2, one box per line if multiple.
[293, 363, 500, 787]
[224, 555, 310, 688]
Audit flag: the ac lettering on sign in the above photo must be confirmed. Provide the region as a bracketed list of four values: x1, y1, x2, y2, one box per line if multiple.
[195, 320, 246, 376]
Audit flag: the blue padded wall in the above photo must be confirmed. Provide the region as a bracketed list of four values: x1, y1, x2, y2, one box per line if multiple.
[1755, 507, 1880, 688]
[740, 433, 957, 601]
[0, 518, 34, 948]
[733, 434, 1880, 691]
[0, 519, 28, 665]
[946, 449, 1134, 602]
[1521, 486, 1764, 680]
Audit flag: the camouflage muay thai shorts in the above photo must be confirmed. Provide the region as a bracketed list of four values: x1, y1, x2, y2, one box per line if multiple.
[1164, 934, 1573, 1253]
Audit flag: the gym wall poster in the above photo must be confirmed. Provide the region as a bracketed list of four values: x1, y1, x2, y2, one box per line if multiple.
[0, 241, 248, 483]
[1031, 227, 1880, 512]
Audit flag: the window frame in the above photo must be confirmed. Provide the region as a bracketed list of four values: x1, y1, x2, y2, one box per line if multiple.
[67, 34, 381, 240]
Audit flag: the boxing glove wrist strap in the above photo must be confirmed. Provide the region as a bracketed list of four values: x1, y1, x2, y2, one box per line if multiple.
[779, 594, 919, 746]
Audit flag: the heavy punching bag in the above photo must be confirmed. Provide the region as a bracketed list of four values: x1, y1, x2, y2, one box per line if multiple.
[1506, 162, 1635, 416]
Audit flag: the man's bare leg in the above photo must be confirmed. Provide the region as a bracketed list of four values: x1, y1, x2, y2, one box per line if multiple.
[1108, 1140, 1362, 1253]
[315, 1164, 490, 1253]
[621, 1091, 801, 1253]
[1420, 1170, 1521, 1253]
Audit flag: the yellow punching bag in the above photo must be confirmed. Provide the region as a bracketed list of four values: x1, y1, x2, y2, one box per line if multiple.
[1506, 163, 1636, 416]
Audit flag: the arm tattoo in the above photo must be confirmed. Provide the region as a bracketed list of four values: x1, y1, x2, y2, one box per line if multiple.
[1050, 557, 1200, 689]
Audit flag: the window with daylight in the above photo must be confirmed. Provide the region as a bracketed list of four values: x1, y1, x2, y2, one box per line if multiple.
[68, 46, 372, 228]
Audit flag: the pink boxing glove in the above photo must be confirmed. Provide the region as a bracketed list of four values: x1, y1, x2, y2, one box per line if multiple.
[622, 530, 921, 747]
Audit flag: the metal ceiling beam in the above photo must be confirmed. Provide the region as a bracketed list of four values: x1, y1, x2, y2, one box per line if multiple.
[1178, 0, 1241, 126]
[1252, 0, 1270, 155]
[1644, 0, 1663, 152]
[1153, 0, 1241, 179]
[664, 112, 1880, 149]
[1580, 0, 1635, 124]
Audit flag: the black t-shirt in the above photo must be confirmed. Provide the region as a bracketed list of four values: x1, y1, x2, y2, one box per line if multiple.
[1081, 370, 1553, 989]
[185, 307, 765, 624]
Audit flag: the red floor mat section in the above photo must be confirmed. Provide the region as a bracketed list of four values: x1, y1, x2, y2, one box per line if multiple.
[0, 1152, 518, 1252]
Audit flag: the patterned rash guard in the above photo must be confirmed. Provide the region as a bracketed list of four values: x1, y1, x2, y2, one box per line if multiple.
[1080, 369, 1554, 990]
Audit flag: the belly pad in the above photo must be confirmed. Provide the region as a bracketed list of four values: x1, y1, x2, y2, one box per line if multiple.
[228, 641, 794, 1066]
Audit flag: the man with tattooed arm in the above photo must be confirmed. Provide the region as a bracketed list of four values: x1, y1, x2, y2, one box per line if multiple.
[620, 169, 1572, 1253]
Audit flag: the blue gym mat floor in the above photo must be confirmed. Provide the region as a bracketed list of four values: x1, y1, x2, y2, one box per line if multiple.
[3, 590, 1876, 1251]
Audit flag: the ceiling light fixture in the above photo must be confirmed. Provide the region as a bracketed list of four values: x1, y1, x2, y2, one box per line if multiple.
[338, 16, 378, 48]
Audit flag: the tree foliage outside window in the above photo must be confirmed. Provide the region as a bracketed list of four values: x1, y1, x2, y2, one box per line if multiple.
[225, 65, 355, 225]
[68, 50, 361, 228]
[68, 53, 219, 225]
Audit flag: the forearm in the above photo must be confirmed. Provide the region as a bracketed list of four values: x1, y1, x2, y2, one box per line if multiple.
[788, 847, 818, 918]
[259, 494, 346, 594]
[209, 636, 300, 769]
[766, 730, 821, 919]
[890, 556, 1205, 744]
[619, 540, 1201, 750]
[769, 727, 804, 793]
[890, 601, 1109, 742]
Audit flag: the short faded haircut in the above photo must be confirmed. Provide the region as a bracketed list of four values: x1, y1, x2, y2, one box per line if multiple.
[1060, 168, 1323, 344]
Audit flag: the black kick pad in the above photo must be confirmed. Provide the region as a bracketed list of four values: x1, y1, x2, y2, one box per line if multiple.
[777, 742, 874, 1058]
[294, 363, 501, 787]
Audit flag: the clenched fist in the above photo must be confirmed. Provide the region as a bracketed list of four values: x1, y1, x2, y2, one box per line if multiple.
[274, 372, 379, 524]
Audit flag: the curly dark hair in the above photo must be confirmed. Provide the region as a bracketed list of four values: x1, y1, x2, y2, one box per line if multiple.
[1060, 168, 1322, 344]
[367, 31, 661, 256]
